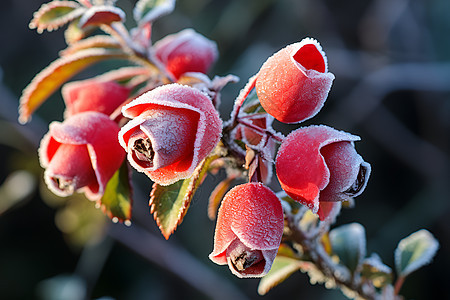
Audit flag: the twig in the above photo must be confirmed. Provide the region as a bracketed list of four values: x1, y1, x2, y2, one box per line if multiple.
[108, 223, 249, 300]
[285, 213, 378, 300]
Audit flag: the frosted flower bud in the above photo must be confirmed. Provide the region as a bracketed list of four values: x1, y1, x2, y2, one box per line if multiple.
[118, 84, 222, 185]
[209, 183, 284, 278]
[275, 125, 371, 220]
[62, 79, 130, 118]
[255, 38, 335, 124]
[39, 111, 125, 200]
[154, 28, 218, 79]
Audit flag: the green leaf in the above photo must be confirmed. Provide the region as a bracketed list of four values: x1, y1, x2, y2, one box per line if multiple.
[29, 1, 85, 33]
[361, 253, 393, 288]
[19, 48, 128, 124]
[133, 0, 175, 25]
[258, 256, 303, 295]
[149, 155, 217, 239]
[395, 229, 439, 277]
[99, 161, 132, 224]
[329, 223, 366, 273]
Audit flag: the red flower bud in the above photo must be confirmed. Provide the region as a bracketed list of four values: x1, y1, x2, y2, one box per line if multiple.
[118, 84, 222, 185]
[209, 183, 284, 278]
[154, 28, 218, 79]
[255, 38, 334, 124]
[39, 111, 125, 200]
[62, 79, 130, 118]
[275, 125, 371, 220]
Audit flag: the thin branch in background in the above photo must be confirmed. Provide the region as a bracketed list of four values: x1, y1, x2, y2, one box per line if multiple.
[363, 104, 449, 179]
[108, 223, 250, 300]
[325, 63, 450, 132]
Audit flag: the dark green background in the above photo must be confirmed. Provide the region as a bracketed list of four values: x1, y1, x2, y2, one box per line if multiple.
[1, 0, 449, 299]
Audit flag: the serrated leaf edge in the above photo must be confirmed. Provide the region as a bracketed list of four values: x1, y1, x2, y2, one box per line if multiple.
[149, 155, 219, 239]
[79, 5, 126, 28]
[29, 1, 85, 34]
[60, 35, 120, 56]
[19, 48, 128, 124]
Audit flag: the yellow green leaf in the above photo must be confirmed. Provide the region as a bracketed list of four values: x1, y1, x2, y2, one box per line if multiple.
[29, 1, 85, 33]
[207, 175, 235, 220]
[258, 256, 303, 295]
[150, 155, 217, 239]
[60, 35, 120, 56]
[19, 48, 128, 124]
[99, 161, 132, 224]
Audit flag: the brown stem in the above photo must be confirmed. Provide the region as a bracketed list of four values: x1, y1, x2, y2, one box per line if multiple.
[393, 276, 405, 296]
[238, 119, 284, 143]
[286, 213, 378, 300]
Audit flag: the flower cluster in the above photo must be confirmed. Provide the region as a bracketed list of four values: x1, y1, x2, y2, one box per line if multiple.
[21, 0, 391, 294]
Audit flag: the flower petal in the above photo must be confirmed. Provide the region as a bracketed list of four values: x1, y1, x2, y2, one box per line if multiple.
[276, 125, 360, 213]
[256, 38, 334, 124]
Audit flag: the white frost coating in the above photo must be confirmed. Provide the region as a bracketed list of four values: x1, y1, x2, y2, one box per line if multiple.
[153, 28, 218, 65]
[120, 84, 221, 185]
[78, 5, 126, 28]
[394, 229, 439, 277]
[44, 170, 76, 197]
[85, 143, 103, 201]
[289, 37, 329, 73]
[329, 223, 366, 272]
[363, 253, 393, 274]
[134, 0, 176, 24]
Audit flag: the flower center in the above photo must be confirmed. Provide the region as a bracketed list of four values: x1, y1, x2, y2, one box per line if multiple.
[344, 163, 370, 197]
[133, 138, 155, 162]
[51, 176, 75, 194]
[227, 239, 264, 271]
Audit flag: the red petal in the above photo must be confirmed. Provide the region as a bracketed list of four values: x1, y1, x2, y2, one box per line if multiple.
[44, 144, 97, 196]
[154, 29, 218, 79]
[256, 39, 334, 124]
[276, 125, 359, 213]
[62, 79, 130, 117]
[293, 43, 326, 73]
[210, 183, 283, 259]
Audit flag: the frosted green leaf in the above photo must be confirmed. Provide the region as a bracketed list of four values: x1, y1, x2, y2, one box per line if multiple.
[329, 223, 366, 273]
[99, 161, 132, 223]
[133, 0, 175, 24]
[361, 253, 393, 288]
[149, 155, 216, 239]
[29, 1, 85, 33]
[258, 256, 303, 295]
[395, 229, 439, 277]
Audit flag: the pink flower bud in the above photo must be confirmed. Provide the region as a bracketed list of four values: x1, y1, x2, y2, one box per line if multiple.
[255, 38, 335, 124]
[275, 125, 371, 220]
[62, 79, 130, 118]
[154, 28, 218, 79]
[118, 84, 222, 185]
[39, 111, 125, 200]
[209, 183, 283, 278]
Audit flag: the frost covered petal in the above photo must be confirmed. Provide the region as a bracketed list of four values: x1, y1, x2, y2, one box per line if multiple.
[39, 111, 125, 200]
[209, 183, 283, 278]
[275, 125, 370, 219]
[119, 84, 222, 185]
[154, 28, 218, 79]
[62, 79, 130, 118]
[256, 38, 334, 124]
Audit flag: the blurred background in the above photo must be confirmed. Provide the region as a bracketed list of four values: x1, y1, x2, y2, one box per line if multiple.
[1, 0, 449, 299]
